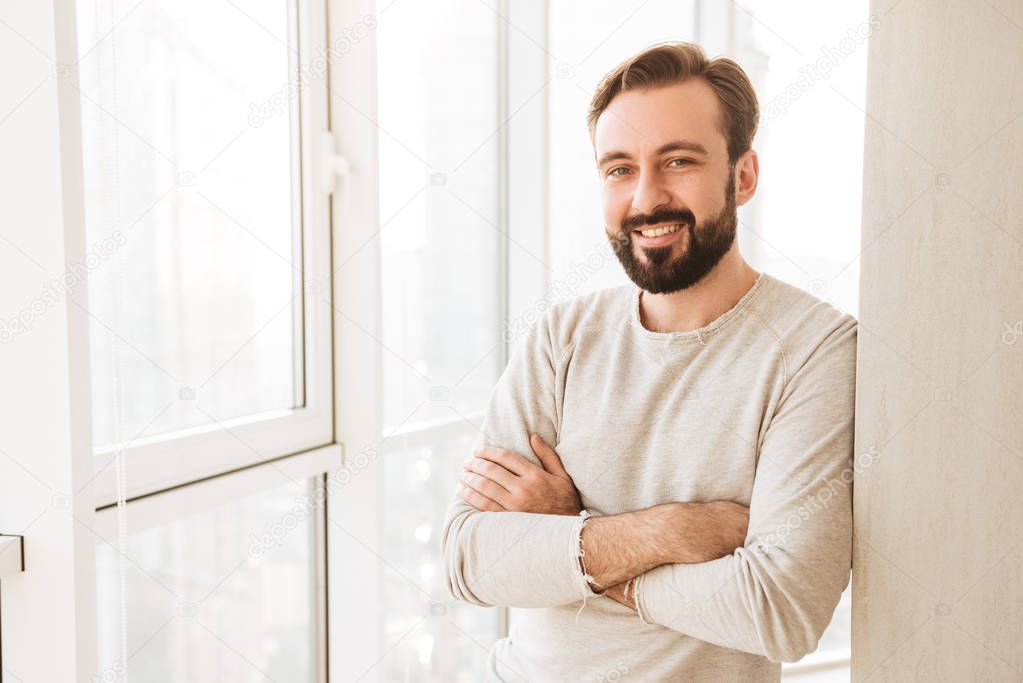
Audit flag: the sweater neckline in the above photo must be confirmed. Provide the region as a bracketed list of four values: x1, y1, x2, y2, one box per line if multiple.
[629, 271, 770, 344]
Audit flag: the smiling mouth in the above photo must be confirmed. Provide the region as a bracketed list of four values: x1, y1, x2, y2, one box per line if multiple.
[632, 222, 688, 238]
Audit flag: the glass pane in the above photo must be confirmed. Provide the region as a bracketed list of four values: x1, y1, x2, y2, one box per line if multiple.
[376, 0, 502, 432]
[377, 431, 503, 681]
[729, 0, 869, 317]
[95, 477, 320, 682]
[76, 0, 303, 447]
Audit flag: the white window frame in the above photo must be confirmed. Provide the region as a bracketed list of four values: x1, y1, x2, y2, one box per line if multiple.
[87, 0, 336, 507]
[322, 0, 386, 674]
[82, 0, 340, 677]
[322, 3, 559, 679]
[1, 2, 100, 678]
[0, 0, 340, 679]
[322, 0, 547, 677]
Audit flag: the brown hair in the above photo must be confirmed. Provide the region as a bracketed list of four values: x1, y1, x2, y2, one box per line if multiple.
[587, 42, 759, 165]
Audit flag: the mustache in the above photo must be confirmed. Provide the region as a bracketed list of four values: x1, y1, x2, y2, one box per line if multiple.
[621, 209, 695, 233]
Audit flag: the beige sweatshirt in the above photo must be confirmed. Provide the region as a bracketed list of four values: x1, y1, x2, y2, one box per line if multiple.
[441, 272, 857, 682]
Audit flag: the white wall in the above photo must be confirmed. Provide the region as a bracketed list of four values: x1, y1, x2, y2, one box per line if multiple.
[853, 0, 1023, 678]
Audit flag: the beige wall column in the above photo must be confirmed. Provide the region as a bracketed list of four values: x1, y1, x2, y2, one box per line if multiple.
[852, 0, 1023, 679]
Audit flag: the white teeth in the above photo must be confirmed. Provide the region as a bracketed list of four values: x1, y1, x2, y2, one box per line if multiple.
[638, 223, 684, 238]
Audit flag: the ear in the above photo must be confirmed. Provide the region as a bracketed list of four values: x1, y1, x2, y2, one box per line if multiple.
[734, 149, 759, 208]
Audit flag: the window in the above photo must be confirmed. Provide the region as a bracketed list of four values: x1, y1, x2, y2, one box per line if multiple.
[95, 478, 322, 682]
[378, 430, 500, 680]
[75, 0, 335, 679]
[738, 0, 868, 318]
[77, 0, 333, 506]
[372, 0, 506, 677]
[80, 0, 303, 448]
[377, 0, 504, 432]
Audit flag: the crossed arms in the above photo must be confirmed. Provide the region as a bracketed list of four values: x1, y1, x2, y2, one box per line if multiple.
[455, 435, 751, 610]
[440, 312, 856, 663]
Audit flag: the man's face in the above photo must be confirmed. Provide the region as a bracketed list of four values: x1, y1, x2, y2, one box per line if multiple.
[594, 79, 739, 294]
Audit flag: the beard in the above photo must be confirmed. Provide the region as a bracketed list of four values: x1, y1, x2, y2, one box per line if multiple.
[608, 172, 737, 294]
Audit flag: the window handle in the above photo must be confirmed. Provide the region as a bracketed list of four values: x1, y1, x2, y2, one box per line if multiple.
[319, 132, 353, 209]
[0, 535, 24, 577]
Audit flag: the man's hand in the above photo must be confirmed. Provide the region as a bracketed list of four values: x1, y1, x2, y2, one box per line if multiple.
[458, 434, 582, 515]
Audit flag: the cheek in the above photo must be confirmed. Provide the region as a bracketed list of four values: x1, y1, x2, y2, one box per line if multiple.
[601, 186, 630, 231]
[677, 173, 720, 213]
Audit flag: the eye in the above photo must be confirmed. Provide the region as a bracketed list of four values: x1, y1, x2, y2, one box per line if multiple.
[606, 166, 630, 177]
[668, 158, 694, 168]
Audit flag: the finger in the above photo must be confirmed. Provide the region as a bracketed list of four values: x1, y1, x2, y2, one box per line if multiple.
[458, 484, 504, 512]
[460, 469, 513, 507]
[530, 433, 568, 477]
[464, 456, 518, 489]
[474, 445, 536, 476]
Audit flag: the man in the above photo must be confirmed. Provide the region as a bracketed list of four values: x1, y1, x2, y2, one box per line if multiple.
[441, 41, 856, 682]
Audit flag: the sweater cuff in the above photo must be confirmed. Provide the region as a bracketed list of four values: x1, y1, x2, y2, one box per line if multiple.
[634, 571, 657, 625]
[573, 510, 602, 598]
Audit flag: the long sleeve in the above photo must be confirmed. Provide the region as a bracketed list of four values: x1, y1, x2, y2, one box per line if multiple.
[440, 309, 600, 608]
[634, 318, 858, 663]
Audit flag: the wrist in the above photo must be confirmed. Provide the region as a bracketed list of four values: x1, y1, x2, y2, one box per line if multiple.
[601, 580, 638, 611]
[581, 507, 673, 588]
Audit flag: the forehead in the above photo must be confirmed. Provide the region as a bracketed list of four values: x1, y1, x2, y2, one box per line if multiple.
[593, 79, 727, 161]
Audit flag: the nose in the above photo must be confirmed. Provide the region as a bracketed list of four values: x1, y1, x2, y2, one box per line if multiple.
[630, 168, 672, 218]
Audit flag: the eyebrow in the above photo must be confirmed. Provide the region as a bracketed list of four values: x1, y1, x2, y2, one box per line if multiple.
[596, 139, 709, 169]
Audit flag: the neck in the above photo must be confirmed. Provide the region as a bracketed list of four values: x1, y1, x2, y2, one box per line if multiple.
[638, 250, 759, 333]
